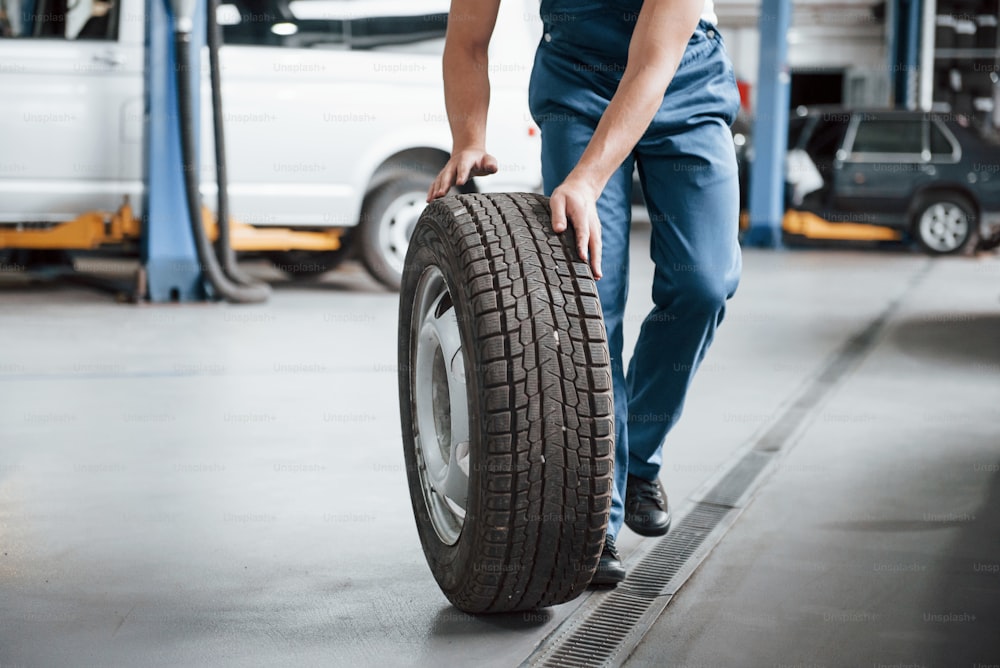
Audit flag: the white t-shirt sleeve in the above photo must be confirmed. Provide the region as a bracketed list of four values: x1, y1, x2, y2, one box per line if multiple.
[701, 0, 717, 26]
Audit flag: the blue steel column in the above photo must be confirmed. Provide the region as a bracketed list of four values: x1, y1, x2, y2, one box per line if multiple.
[141, 0, 206, 301]
[892, 0, 921, 109]
[744, 0, 791, 248]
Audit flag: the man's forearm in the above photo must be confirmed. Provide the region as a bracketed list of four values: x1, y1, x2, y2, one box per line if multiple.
[443, 42, 491, 151]
[440, 0, 500, 152]
[569, 0, 704, 192]
[427, 0, 501, 199]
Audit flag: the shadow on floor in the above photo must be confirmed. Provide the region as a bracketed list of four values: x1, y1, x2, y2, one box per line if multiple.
[430, 604, 554, 638]
[0, 258, 391, 301]
[778, 234, 913, 254]
[891, 313, 1000, 368]
[925, 464, 1000, 666]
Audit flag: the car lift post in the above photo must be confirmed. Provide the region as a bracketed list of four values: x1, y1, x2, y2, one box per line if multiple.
[888, 0, 922, 109]
[141, 0, 206, 301]
[0, 0, 332, 299]
[744, 0, 791, 249]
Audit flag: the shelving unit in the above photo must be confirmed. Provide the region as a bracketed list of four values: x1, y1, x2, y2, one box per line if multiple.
[932, 0, 1000, 128]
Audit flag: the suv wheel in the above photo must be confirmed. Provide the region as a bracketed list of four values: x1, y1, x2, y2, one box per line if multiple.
[399, 193, 614, 613]
[913, 195, 978, 256]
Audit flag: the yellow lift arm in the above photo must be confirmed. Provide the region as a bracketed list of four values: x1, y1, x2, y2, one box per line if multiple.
[0, 201, 343, 252]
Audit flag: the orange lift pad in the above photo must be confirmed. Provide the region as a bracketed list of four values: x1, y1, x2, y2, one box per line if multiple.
[0, 202, 342, 253]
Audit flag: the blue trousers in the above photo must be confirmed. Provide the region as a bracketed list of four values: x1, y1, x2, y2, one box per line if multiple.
[529, 13, 743, 539]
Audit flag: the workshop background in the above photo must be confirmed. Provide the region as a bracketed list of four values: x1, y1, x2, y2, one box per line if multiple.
[1, 0, 999, 666]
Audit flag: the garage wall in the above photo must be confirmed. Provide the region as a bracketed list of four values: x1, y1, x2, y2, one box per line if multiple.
[716, 0, 889, 108]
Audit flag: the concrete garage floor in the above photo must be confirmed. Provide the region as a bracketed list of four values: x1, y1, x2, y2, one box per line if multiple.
[1, 236, 998, 667]
[626, 249, 1000, 667]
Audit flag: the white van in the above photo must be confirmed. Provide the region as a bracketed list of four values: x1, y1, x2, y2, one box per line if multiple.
[0, 0, 543, 288]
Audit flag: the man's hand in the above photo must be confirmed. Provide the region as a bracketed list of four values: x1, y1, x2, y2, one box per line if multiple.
[550, 177, 603, 279]
[427, 148, 498, 201]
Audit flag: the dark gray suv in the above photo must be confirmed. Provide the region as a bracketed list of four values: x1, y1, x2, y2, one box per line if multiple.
[789, 107, 1000, 255]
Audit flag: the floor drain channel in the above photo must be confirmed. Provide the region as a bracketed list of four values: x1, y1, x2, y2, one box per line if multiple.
[700, 450, 772, 508]
[619, 503, 733, 598]
[523, 503, 734, 668]
[521, 263, 930, 668]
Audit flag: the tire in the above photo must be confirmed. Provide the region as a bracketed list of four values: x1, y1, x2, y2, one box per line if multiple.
[913, 194, 979, 256]
[266, 236, 353, 279]
[398, 193, 614, 614]
[360, 171, 435, 291]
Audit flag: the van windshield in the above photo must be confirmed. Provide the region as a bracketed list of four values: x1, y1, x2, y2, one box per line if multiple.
[219, 0, 448, 50]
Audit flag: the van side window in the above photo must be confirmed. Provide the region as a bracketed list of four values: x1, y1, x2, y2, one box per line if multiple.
[0, 0, 118, 39]
[217, 0, 447, 50]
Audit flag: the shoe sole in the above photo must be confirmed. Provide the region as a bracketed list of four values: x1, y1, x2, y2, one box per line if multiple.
[589, 573, 626, 587]
[624, 513, 672, 537]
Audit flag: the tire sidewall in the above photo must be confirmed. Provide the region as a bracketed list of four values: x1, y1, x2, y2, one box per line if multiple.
[398, 204, 486, 601]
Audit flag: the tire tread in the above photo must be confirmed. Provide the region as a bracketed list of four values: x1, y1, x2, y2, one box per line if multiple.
[400, 193, 613, 613]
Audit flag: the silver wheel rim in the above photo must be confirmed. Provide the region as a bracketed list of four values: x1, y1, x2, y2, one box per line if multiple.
[378, 191, 426, 278]
[919, 202, 969, 253]
[411, 265, 470, 545]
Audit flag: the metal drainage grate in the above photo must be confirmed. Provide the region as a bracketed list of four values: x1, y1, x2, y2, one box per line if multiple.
[525, 502, 733, 667]
[529, 589, 649, 668]
[700, 450, 773, 508]
[620, 502, 732, 598]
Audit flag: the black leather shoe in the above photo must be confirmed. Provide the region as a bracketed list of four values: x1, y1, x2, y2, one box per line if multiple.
[624, 474, 672, 536]
[591, 536, 626, 586]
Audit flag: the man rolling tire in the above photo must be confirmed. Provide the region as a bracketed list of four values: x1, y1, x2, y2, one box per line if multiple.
[429, 0, 742, 586]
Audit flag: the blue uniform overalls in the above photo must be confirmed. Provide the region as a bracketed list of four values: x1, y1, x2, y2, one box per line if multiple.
[528, 0, 743, 539]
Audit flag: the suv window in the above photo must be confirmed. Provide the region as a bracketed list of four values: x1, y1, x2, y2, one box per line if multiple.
[851, 119, 923, 155]
[929, 121, 956, 157]
[0, 0, 118, 39]
[805, 117, 850, 161]
[788, 117, 810, 150]
[219, 0, 448, 50]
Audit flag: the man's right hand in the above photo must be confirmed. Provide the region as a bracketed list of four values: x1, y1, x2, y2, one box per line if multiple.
[427, 148, 498, 201]
[550, 175, 603, 279]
